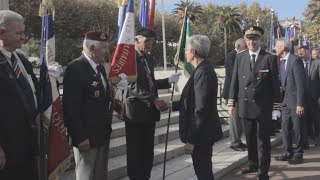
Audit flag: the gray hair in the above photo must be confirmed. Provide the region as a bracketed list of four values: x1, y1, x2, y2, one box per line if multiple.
[275, 38, 291, 51]
[235, 38, 245, 47]
[188, 35, 211, 58]
[83, 39, 103, 51]
[0, 10, 24, 30]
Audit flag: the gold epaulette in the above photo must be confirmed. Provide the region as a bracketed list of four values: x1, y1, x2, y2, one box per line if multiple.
[236, 49, 246, 54]
[273, 103, 282, 110]
[227, 99, 235, 107]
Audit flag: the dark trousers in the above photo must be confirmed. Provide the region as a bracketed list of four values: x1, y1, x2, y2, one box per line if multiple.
[281, 106, 304, 156]
[229, 103, 245, 146]
[243, 116, 271, 178]
[125, 122, 155, 180]
[192, 143, 214, 180]
[304, 98, 320, 140]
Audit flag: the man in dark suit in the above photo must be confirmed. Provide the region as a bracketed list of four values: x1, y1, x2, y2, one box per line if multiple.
[123, 28, 181, 180]
[274, 39, 305, 164]
[0, 10, 38, 180]
[63, 31, 113, 180]
[299, 46, 320, 146]
[228, 26, 281, 180]
[223, 38, 247, 151]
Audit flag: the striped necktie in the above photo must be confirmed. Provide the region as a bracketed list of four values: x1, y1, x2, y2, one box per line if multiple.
[10, 53, 36, 115]
[141, 56, 154, 92]
[11, 53, 22, 78]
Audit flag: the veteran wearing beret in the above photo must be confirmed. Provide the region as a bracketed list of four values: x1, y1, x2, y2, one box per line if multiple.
[63, 31, 113, 180]
[228, 26, 281, 180]
[122, 27, 181, 180]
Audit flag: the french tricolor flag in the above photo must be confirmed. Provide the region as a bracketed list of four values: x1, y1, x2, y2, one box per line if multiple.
[39, 1, 70, 179]
[110, 0, 136, 82]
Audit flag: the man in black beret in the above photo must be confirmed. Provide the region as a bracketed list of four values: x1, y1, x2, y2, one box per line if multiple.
[122, 27, 181, 179]
[228, 25, 281, 180]
[63, 31, 113, 180]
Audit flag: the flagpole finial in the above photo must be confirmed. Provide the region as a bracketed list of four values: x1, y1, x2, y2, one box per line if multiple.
[256, 16, 260, 26]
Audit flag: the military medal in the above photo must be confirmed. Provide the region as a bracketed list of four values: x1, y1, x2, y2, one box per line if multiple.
[92, 81, 99, 87]
[94, 90, 100, 97]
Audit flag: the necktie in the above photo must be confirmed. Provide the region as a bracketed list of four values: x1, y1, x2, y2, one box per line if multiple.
[141, 56, 154, 92]
[250, 54, 256, 71]
[280, 59, 286, 91]
[304, 61, 309, 77]
[96, 64, 107, 90]
[304, 61, 310, 87]
[11, 54, 36, 114]
[11, 53, 22, 78]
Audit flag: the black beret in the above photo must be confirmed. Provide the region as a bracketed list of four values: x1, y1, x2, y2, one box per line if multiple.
[243, 26, 264, 38]
[85, 31, 109, 42]
[136, 27, 156, 38]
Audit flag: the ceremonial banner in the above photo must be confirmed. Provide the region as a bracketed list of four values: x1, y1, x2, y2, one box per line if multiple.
[139, 0, 149, 27]
[269, 18, 275, 51]
[174, 8, 193, 77]
[39, 1, 71, 179]
[149, 0, 156, 29]
[110, 0, 136, 114]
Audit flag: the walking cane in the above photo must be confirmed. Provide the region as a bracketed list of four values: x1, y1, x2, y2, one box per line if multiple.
[162, 64, 180, 180]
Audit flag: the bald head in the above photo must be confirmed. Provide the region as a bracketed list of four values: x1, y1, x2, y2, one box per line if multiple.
[235, 38, 247, 52]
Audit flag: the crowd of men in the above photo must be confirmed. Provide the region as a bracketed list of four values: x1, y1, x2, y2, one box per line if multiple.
[224, 26, 320, 179]
[1, 8, 320, 180]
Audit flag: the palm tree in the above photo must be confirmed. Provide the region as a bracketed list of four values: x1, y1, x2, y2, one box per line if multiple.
[211, 6, 242, 56]
[172, 0, 203, 21]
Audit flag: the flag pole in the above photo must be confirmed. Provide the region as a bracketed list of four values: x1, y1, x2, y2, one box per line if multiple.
[162, 6, 188, 179]
[161, 0, 167, 71]
[39, 4, 48, 180]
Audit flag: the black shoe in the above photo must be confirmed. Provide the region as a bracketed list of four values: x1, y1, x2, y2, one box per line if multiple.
[230, 145, 245, 151]
[303, 145, 310, 150]
[274, 154, 293, 161]
[239, 142, 247, 148]
[241, 166, 258, 174]
[273, 129, 280, 133]
[288, 156, 303, 164]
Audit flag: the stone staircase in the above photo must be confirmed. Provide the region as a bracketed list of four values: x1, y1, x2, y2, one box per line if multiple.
[59, 67, 282, 180]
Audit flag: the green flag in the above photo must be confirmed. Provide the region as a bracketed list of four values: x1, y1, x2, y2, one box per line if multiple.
[174, 9, 193, 77]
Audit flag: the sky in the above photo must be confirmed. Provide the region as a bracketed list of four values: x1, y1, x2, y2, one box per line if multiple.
[159, 0, 308, 20]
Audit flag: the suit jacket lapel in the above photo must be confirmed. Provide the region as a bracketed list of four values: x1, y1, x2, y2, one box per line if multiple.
[285, 54, 293, 83]
[310, 59, 315, 78]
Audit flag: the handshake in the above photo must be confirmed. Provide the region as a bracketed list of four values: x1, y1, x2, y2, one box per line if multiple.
[154, 98, 172, 112]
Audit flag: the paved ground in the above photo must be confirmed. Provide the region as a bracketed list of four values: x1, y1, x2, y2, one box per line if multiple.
[223, 143, 320, 180]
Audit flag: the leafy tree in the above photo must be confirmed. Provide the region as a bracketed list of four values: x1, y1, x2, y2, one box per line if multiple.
[9, 0, 42, 41]
[305, 0, 320, 22]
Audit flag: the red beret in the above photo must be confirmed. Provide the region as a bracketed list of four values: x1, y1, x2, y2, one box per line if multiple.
[85, 31, 109, 42]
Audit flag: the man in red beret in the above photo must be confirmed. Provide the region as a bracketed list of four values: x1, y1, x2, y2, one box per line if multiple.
[63, 31, 113, 180]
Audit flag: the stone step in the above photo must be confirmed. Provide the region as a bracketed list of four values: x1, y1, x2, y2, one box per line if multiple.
[118, 133, 282, 180]
[108, 125, 230, 180]
[109, 123, 180, 158]
[110, 111, 180, 139]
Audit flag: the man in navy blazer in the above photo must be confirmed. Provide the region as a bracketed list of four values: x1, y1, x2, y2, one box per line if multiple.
[299, 46, 320, 146]
[223, 38, 247, 151]
[274, 38, 305, 164]
[0, 10, 39, 180]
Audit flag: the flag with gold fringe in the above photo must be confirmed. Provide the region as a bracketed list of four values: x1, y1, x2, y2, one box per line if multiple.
[110, 0, 136, 114]
[39, 1, 72, 179]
